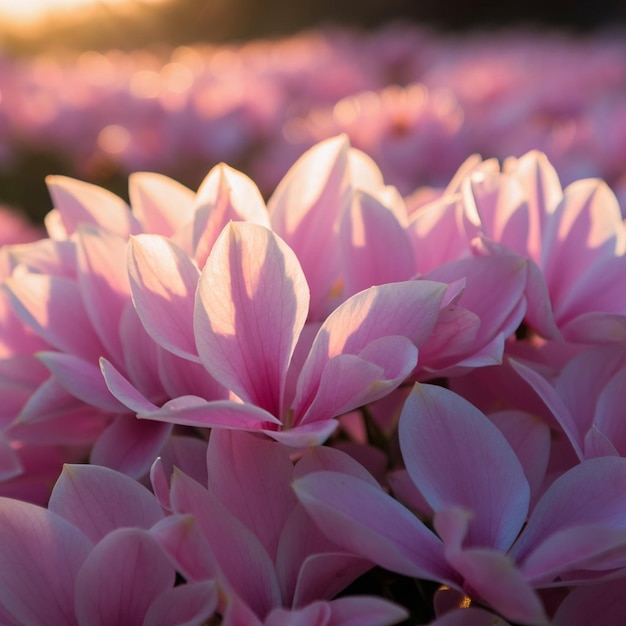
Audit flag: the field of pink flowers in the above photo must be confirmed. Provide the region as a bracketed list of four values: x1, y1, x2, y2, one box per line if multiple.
[1, 24, 626, 626]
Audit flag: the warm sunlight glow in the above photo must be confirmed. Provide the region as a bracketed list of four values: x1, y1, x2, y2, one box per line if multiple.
[0, 0, 161, 23]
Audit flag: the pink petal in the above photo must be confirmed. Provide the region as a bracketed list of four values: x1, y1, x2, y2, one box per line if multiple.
[293, 280, 446, 417]
[339, 190, 414, 298]
[74, 528, 174, 626]
[46, 175, 140, 237]
[552, 578, 626, 626]
[90, 416, 172, 478]
[143, 580, 218, 626]
[293, 471, 455, 583]
[5, 273, 106, 362]
[293, 554, 371, 609]
[542, 179, 624, 317]
[0, 497, 92, 625]
[195, 222, 309, 415]
[38, 352, 126, 412]
[49, 464, 164, 543]
[206, 430, 297, 560]
[505, 150, 562, 263]
[149, 514, 219, 583]
[129, 234, 200, 361]
[264, 603, 330, 626]
[268, 135, 350, 319]
[509, 357, 584, 460]
[170, 469, 281, 618]
[140, 396, 281, 430]
[399, 384, 529, 551]
[128, 172, 195, 237]
[297, 336, 418, 426]
[446, 549, 547, 626]
[328, 596, 409, 626]
[99, 357, 159, 414]
[76, 226, 130, 365]
[511, 457, 626, 566]
[490, 410, 551, 503]
[262, 420, 339, 447]
[193, 163, 270, 268]
[519, 525, 626, 585]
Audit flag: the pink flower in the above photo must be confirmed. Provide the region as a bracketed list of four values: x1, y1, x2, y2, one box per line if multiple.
[294, 383, 626, 625]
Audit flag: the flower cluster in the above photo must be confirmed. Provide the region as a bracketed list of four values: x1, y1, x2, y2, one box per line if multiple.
[1, 135, 626, 625]
[5, 25, 626, 212]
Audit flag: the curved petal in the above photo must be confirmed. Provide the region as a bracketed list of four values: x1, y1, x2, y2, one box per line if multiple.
[293, 471, 455, 583]
[293, 280, 446, 417]
[49, 464, 164, 543]
[195, 222, 309, 416]
[46, 175, 140, 237]
[399, 384, 529, 551]
[74, 528, 174, 626]
[128, 234, 200, 361]
[339, 190, 414, 298]
[129, 172, 195, 238]
[0, 497, 92, 626]
[143, 580, 219, 626]
[193, 163, 270, 268]
[510, 457, 626, 566]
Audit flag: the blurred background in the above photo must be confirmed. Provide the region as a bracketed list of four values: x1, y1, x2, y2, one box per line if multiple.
[2, 0, 626, 227]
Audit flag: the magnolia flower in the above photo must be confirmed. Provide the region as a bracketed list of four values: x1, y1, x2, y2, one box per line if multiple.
[0, 463, 219, 625]
[295, 383, 626, 625]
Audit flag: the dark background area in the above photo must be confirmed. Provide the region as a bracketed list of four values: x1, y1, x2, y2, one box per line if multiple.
[3, 0, 626, 54]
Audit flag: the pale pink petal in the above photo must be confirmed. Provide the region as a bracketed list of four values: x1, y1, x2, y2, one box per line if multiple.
[339, 190, 414, 298]
[293, 280, 446, 418]
[140, 396, 281, 430]
[0, 497, 92, 625]
[561, 311, 626, 343]
[293, 471, 455, 583]
[447, 549, 547, 626]
[46, 175, 141, 237]
[505, 150, 562, 263]
[195, 222, 309, 415]
[460, 172, 529, 255]
[206, 430, 296, 560]
[170, 469, 282, 618]
[328, 595, 409, 626]
[99, 357, 159, 414]
[129, 172, 195, 237]
[74, 528, 174, 626]
[129, 234, 200, 361]
[519, 525, 626, 585]
[406, 195, 467, 275]
[90, 416, 172, 478]
[0, 435, 22, 481]
[4, 273, 106, 362]
[399, 384, 529, 551]
[297, 336, 418, 426]
[149, 514, 219, 582]
[426, 253, 527, 352]
[510, 457, 626, 565]
[293, 554, 371, 609]
[38, 352, 127, 412]
[143, 580, 218, 626]
[49, 464, 164, 542]
[509, 357, 584, 460]
[262, 420, 340, 447]
[268, 135, 350, 319]
[490, 410, 551, 503]
[76, 226, 130, 365]
[193, 163, 270, 268]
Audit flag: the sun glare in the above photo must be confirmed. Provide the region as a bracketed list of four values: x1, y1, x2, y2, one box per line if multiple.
[0, 0, 157, 24]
